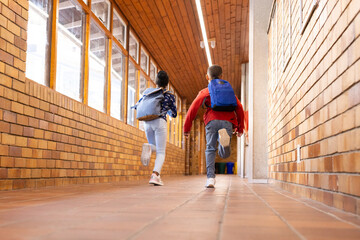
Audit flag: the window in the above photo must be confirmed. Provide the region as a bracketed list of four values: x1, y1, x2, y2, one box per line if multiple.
[150, 61, 157, 82]
[56, 0, 84, 101]
[149, 80, 155, 88]
[110, 43, 125, 121]
[129, 33, 139, 62]
[113, 10, 126, 47]
[88, 20, 107, 112]
[26, 0, 51, 85]
[168, 116, 172, 143]
[170, 87, 175, 144]
[175, 92, 179, 146]
[127, 62, 138, 126]
[138, 74, 148, 130]
[139, 74, 147, 96]
[177, 96, 182, 148]
[91, 0, 110, 29]
[140, 48, 149, 74]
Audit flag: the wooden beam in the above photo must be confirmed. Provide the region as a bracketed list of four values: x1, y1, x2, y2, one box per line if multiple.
[49, 0, 59, 90]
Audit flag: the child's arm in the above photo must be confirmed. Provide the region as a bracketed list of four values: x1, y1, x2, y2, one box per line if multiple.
[183, 89, 207, 133]
[166, 93, 177, 118]
[235, 96, 245, 134]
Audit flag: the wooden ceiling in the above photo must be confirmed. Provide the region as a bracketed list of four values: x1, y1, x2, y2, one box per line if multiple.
[115, 0, 249, 102]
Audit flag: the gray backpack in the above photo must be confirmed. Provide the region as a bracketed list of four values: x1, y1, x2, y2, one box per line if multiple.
[133, 88, 167, 121]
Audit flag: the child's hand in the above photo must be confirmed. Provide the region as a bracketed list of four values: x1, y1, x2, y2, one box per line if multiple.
[184, 132, 190, 138]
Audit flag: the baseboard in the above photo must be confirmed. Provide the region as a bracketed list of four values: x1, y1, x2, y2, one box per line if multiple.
[248, 179, 268, 184]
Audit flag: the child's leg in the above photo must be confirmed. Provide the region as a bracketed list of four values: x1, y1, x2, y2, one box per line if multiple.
[218, 121, 233, 158]
[144, 122, 156, 151]
[205, 121, 219, 178]
[153, 118, 167, 174]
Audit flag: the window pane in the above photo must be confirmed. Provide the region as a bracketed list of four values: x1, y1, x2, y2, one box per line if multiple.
[56, 0, 84, 101]
[127, 62, 138, 126]
[110, 44, 125, 121]
[138, 74, 148, 131]
[170, 87, 175, 144]
[140, 49, 149, 74]
[168, 117, 172, 143]
[150, 61, 156, 82]
[113, 11, 126, 47]
[26, 0, 50, 85]
[91, 0, 110, 29]
[88, 20, 107, 112]
[149, 80, 155, 88]
[129, 33, 139, 62]
[139, 74, 147, 96]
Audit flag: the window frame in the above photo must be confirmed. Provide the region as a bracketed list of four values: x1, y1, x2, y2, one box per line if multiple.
[26, 0, 186, 144]
[149, 59, 157, 84]
[90, 0, 111, 30]
[129, 30, 140, 63]
[112, 7, 127, 48]
[140, 46, 150, 75]
[26, 0, 52, 87]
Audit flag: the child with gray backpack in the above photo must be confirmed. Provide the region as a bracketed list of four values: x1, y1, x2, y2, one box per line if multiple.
[133, 71, 177, 186]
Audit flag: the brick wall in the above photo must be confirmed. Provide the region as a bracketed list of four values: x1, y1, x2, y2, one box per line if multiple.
[268, 0, 360, 214]
[0, 0, 185, 190]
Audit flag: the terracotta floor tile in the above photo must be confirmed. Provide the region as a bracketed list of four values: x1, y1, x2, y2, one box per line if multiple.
[0, 175, 359, 240]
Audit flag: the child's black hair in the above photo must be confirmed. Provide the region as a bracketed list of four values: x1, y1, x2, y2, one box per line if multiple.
[156, 70, 169, 88]
[207, 65, 222, 79]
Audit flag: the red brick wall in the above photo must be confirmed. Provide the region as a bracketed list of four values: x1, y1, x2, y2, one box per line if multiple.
[268, 0, 360, 214]
[0, 0, 185, 190]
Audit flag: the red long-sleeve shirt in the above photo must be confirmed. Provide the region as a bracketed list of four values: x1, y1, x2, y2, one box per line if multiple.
[183, 88, 245, 133]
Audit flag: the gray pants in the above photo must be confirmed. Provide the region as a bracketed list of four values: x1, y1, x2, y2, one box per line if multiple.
[205, 120, 233, 178]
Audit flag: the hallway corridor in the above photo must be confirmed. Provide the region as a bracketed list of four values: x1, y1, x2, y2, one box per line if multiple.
[0, 175, 359, 240]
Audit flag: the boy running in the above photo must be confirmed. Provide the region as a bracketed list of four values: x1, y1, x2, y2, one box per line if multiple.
[183, 65, 244, 188]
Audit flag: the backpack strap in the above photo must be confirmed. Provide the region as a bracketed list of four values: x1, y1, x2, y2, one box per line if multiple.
[201, 97, 210, 109]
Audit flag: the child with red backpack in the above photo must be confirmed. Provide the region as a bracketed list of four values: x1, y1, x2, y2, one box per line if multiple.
[183, 65, 244, 188]
[134, 71, 177, 186]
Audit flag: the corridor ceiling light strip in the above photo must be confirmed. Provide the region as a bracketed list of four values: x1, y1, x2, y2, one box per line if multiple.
[195, 0, 212, 66]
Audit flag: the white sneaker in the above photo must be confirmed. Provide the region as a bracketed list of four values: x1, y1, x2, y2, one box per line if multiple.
[218, 128, 230, 148]
[141, 143, 152, 166]
[205, 178, 216, 188]
[149, 173, 164, 186]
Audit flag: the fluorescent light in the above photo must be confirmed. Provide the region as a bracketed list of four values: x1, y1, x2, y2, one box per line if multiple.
[195, 0, 212, 66]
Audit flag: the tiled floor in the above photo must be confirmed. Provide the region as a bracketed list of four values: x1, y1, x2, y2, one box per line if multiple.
[0, 175, 359, 240]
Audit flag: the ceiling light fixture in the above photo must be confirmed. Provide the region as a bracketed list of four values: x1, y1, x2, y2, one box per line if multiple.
[195, 0, 212, 66]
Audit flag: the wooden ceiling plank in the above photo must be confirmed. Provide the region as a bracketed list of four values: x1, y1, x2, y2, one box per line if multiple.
[217, 0, 227, 75]
[111, 0, 249, 102]
[130, 1, 191, 96]
[161, 0, 204, 93]
[130, 0, 183, 90]
[210, 0, 221, 65]
[230, 0, 236, 85]
[234, 0, 243, 93]
[204, 0, 218, 66]
[186, 0, 210, 88]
